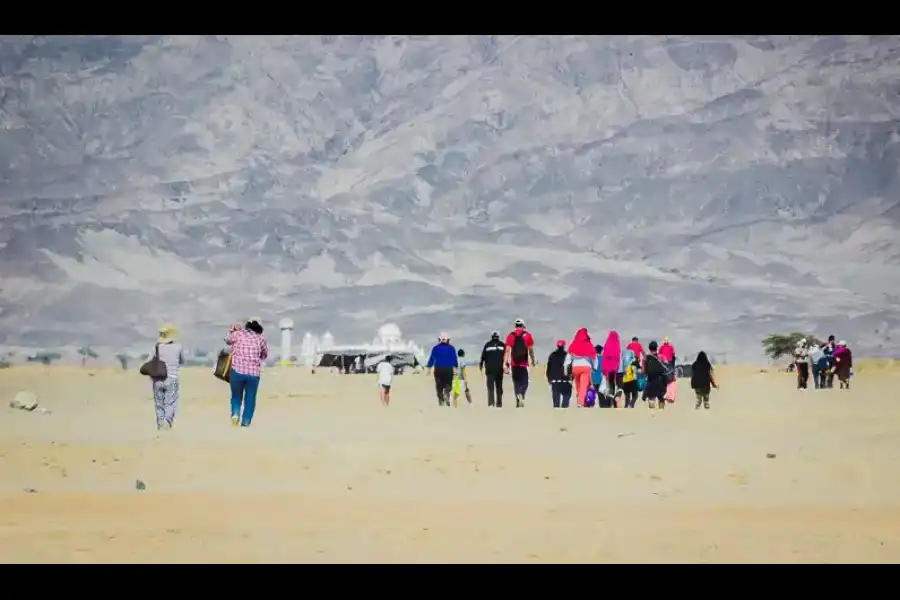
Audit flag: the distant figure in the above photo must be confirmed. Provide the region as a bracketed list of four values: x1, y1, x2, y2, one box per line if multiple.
[452, 348, 473, 407]
[642, 341, 669, 410]
[601, 330, 623, 397]
[503, 319, 536, 408]
[691, 351, 718, 410]
[546, 339, 572, 408]
[564, 328, 598, 407]
[820, 335, 837, 388]
[793, 339, 810, 390]
[225, 318, 269, 427]
[823, 335, 836, 356]
[809, 343, 825, 389]
[659, 336, 676, 366]
[590, 344, 609, 406]
[426, 333, 458, 406]
[376, 355, 394, 406]
[833, 340, 853, 389]
[626, 336, 645, 361]
[479, 331, 506, 407]
[151, 324, 185, 430]
[620, 356, 640, 408]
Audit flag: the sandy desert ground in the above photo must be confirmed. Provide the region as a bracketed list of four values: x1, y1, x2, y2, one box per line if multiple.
[2, 362, 900, 563]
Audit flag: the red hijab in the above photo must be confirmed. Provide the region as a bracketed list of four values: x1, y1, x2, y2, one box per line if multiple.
[569, 328, 596, 357]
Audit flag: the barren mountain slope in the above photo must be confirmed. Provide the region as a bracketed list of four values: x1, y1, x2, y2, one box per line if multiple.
[1, 35, 899, 359]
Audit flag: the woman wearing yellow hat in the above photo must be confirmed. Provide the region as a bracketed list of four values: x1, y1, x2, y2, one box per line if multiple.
[151, 324, 185, 430]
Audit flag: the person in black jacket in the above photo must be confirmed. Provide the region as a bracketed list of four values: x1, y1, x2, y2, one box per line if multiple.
[480, 331, 506, 408]
[642, 340, 670, 410]
[545, 339, 572, 408]
[690, 351, 718, 410]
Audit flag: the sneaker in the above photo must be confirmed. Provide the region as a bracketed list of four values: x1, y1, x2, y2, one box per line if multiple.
[704, 403, 710, 410]
[231, 415, 239, 427]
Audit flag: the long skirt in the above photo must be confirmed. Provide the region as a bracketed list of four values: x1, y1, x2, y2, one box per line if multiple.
[664, 379, 678, 404]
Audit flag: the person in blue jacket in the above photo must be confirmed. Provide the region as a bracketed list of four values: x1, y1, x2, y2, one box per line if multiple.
[426, 332, 459, 406]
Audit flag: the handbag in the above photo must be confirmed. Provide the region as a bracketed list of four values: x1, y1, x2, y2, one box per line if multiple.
[584, 386, 597, 407]
[214, 349, 233, 382]
[139, 344, 168, 379]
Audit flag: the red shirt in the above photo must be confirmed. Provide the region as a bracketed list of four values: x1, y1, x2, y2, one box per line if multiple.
[659, 343, 675, 364]
[505, 329, 534, 368]
[626, 341, 644, 357]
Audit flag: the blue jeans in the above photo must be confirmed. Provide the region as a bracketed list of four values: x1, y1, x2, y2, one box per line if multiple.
[230, 369, 260, 427]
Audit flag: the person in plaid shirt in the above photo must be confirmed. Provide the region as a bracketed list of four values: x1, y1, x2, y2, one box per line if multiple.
[225, 318, 269, 427]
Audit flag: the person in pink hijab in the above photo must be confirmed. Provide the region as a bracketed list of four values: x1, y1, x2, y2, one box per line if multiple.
[601, 330, 622, 396]
[564, 328, 598, 407]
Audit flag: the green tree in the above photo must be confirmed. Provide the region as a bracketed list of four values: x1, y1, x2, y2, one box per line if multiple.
[78, 345, 99, 367]
[116, 353, 129, 370]
[761, 332, 824, 361]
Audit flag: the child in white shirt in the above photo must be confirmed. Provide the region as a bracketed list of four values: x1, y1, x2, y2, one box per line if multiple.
[376, 356, 395, 406]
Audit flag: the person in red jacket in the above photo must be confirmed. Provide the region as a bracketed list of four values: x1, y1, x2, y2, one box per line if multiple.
[503, 318, 535, 408]
[658, 337, 676, 365]
[626, 337, 644, 359]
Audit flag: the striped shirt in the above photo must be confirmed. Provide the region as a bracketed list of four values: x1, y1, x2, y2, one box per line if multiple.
[149, 341, 184, 380]
[225, 329, 269, 377]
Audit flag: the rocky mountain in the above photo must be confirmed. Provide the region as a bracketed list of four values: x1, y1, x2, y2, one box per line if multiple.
[1, 35, 899, 361]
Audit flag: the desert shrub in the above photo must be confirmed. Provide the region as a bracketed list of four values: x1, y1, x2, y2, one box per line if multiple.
[116, 353, 129, 370]
[184, 357, 212, 367]
[27, 351, 61, 366]
[0, 360, 10, 369]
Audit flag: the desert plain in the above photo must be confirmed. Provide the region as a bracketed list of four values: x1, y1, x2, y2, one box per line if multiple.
[2, 362, 900, 563]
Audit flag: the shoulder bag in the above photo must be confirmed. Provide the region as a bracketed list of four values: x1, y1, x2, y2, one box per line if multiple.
[139, 344, 168, 379]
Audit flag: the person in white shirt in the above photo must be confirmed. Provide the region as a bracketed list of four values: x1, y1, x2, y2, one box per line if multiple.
[376, 356, 395, 406]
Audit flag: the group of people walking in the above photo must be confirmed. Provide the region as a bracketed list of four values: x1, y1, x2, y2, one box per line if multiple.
[424, 320, 720, 411]
[143, 319, 269, 430]
[424, 319, 536, 408]
[792, 335, 853, 390]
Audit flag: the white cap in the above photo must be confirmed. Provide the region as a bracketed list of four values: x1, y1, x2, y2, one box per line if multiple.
[838, 340, 847, 346]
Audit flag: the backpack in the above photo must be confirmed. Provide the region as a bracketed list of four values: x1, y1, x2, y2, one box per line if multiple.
[622, 348, 636, 370]
[591, 359, 605, 386]
[649, 354, 675, 384]
[511, 331, 529, 363]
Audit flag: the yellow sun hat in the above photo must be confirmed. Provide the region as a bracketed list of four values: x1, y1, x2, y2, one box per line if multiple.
[158, 324, 179, 342]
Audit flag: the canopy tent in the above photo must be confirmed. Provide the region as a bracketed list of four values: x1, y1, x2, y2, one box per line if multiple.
[362, 352, 420, 371]
[315, 349, 419, 372]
